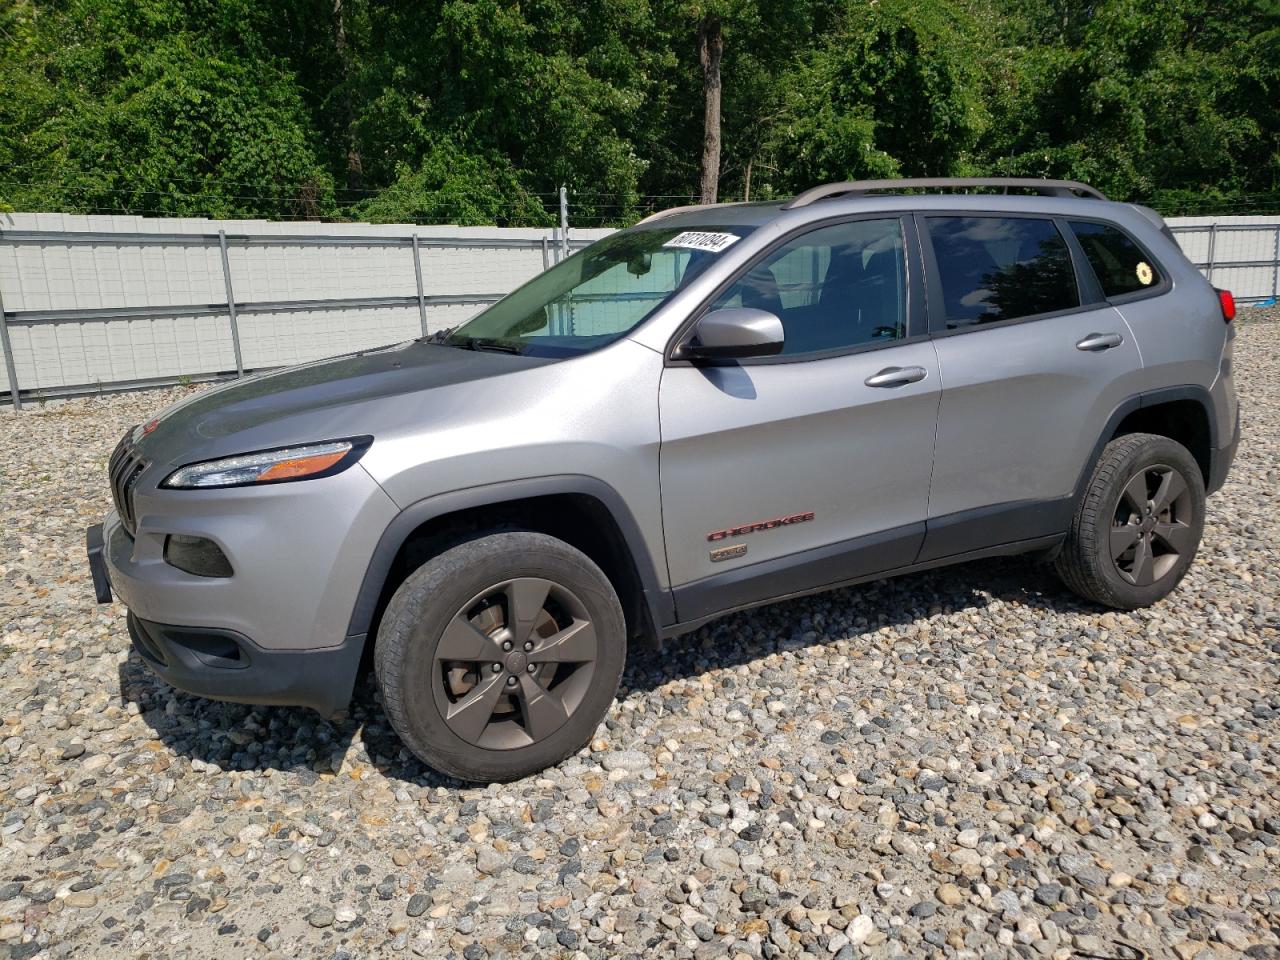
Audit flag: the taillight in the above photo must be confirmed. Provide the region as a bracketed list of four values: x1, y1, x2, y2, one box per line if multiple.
[1217, 288, 1236, 323]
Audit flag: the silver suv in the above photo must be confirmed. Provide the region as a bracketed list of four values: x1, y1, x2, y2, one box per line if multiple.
[86, 178, 1240, 782]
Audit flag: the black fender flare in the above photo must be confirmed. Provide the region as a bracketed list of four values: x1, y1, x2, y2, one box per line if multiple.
[344, 474, 674, 643]
[1072, 384, 1219, 503]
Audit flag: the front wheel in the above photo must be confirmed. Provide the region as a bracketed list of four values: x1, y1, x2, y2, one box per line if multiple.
[1055, 432, 1205, 610]
[375, 532, 626, 782]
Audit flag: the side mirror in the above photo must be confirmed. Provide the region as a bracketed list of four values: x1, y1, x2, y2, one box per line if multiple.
[683, 308, 785, 360]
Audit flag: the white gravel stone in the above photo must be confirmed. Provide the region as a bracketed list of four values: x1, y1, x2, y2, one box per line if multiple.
[600, 749, 649, 772]
[846, 914, 875, 945]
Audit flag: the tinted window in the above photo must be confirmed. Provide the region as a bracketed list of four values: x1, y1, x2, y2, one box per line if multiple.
[710, 218, 906, 356]
[928, 217, 1079, 327]
[1069, 221, 1160, 297]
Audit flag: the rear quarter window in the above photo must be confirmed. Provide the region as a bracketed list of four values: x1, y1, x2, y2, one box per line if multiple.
[1068, 221, 1161, 297]
[926, 216, 1080, 327]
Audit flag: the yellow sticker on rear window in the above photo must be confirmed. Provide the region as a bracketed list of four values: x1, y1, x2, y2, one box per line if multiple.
[663, 231, 740, 253]
[1136, 261, 1154, 285]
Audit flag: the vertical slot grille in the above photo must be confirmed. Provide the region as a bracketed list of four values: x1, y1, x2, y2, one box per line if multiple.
[108, 433, 149, 535]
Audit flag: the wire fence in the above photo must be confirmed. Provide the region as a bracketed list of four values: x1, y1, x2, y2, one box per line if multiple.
[0, 179, 697, 227]
[1, 199, 1277, 408]
[7, 171, 1279, 225]
[1, 171, 751, 228]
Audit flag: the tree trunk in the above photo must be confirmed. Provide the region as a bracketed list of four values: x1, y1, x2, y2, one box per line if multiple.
[333, 0, 362, 192]
[697, 13, 723, 204]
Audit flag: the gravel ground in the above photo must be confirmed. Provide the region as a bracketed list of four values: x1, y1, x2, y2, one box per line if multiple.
[1, 311, 1277, 960]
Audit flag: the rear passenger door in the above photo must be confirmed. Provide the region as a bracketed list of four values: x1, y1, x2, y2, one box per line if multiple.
[918, 212, 1144, 561]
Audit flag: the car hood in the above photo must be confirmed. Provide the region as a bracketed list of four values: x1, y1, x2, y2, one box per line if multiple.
[132, 340, 555, 469]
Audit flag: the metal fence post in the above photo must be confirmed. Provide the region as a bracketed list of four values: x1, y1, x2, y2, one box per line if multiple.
[0, 284, 20, 410]
[217, 230, 245, 377]
[411, 233, 429, 337]
[1205, 222, 1218, 286]
[559, 186, 569, 261]
[1273, 224, 1279, 300]
[541, 236, 549, 271]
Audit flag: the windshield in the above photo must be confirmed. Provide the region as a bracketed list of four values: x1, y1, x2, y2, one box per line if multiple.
[443, 225, 754, 357]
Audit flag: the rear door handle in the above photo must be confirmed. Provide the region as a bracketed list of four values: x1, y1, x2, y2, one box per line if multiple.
[1075, 332, 1124, 351]
[864, 365, 928, 388]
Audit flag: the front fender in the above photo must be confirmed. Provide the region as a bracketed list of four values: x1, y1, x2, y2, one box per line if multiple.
[344, 474, 674, 643]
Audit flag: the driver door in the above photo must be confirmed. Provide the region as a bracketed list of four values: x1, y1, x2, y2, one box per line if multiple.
[658, 216, 942, 622]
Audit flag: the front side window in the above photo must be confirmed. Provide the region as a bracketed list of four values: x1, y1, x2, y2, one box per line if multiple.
[446, 225, 753, 356]
[927, 216, 1079, 328]
[708, 218, 907, 356]
[1069, 220, 1161, 297]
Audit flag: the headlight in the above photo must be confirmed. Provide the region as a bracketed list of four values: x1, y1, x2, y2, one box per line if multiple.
[162, 437, 371, 489]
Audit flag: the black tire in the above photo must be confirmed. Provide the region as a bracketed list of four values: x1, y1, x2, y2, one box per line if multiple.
[374, 531, 625, 782]
[1055, 432, 1205, 610]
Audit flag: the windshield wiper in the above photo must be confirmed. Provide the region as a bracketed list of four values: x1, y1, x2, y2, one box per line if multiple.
[460, 336, 523, 354]
[422, 325, 458, 343]
[425, 329, 521, 354]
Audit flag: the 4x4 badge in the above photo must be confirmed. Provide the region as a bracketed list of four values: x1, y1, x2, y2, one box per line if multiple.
[706, 511, 815, 542]
[710, 543, 747, 563]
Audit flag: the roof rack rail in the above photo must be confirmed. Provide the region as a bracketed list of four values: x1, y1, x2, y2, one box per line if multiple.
[634, 202, 723, 226]
[782, 177, 1107, 209]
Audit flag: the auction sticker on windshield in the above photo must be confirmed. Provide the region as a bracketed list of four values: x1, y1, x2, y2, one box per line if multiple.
[663, 231, 741, 253]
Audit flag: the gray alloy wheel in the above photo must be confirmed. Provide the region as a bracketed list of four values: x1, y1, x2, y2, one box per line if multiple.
[431, 577, 598, 750]
[1055, 432, 1205, 610]
[374, 531, 626, 782]
[1108, 464, 1196, 587]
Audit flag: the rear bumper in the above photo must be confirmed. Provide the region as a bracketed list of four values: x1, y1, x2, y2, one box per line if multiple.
[1207, 406, 1240, 495]
[127, 612, 364, 717]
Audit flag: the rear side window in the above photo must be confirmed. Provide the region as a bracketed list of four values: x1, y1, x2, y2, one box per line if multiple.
[927, 216, 1079, 327]
[1069, 221, 1161, 297]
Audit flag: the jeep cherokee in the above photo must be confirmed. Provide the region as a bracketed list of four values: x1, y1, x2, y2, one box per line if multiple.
[86, 178, 1240, 782]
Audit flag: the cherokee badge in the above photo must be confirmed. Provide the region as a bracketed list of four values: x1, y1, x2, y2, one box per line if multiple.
[706, 511, 815, 542]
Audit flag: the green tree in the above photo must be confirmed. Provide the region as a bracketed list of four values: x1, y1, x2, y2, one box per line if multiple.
[320, 0, 657, 221]
[983, 0, 1280, 208]
[762, 0, 991, 191]
[354, 140, 553, 225]
[0, 0, 335, 218]
[1, 0, 1276, 222]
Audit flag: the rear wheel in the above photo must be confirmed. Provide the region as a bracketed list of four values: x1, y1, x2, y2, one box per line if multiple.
[374, 532, 625, 782]
[1055, 433, 1205, 610]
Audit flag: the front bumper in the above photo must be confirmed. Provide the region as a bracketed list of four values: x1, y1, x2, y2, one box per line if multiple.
[126, 613, 363, 717]
[85, 460, 399, 716]
[92, 461, 398, 652]
[88, 523, 365, 716]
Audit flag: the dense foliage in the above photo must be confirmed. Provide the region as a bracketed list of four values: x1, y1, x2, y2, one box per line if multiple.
[2, 0, 1277, 223]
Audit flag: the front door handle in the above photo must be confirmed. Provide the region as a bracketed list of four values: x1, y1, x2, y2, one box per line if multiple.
[864, 365, 928, 388]
[1076, 332, 1124, 351]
